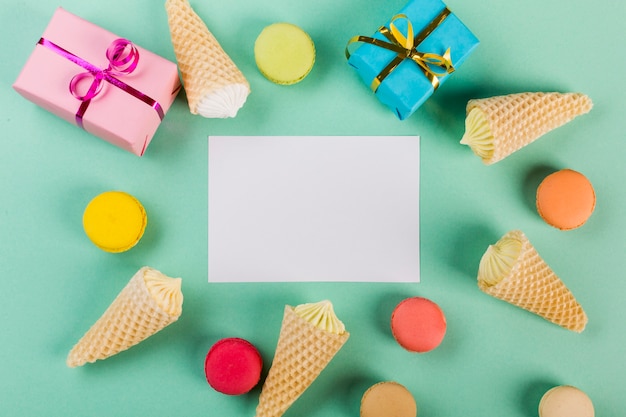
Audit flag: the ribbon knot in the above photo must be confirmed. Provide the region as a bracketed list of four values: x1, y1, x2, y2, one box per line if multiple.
[346, 9, 455, 93]
[69, 39, 139, 101]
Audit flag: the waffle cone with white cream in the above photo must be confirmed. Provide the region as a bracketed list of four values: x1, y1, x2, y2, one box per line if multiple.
[461, 92, 593, 164]
[67, 267, 183, 367]
[255, 301, 350, 417]
[165, 0, 249, 118]
[477, 230, 587, 332]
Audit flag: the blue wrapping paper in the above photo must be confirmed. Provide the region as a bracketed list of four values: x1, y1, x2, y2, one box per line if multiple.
[347, 0, 479, 120]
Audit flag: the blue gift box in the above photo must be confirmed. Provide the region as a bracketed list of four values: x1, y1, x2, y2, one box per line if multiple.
[347, 0, 479, 120]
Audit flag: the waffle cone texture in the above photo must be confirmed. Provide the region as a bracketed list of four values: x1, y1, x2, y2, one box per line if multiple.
[67, 267, 183, 367]
[466, 92, 592, 164]
[478, 230, 587, 332]
[254, 306, 350, 417]
[165, 0, 249, 117]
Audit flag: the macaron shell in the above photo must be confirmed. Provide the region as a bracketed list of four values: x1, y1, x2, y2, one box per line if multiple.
[204, 337, 263, 395]
[391, 297, 447, 353]
[254, 23, 315, 85]
[360, 381, 417, 417]
[536, 169, 595, 230]
[82, 191, 147, 253]
[538, 385, 594, 417]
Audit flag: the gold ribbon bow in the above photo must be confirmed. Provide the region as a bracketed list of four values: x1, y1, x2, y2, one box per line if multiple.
[346, 8, 455, 92]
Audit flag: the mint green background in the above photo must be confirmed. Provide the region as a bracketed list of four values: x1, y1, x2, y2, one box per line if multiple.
[1, 0, 624, 415]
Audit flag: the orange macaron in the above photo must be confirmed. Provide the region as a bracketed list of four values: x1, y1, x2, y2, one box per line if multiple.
[536, 169, 596, 230]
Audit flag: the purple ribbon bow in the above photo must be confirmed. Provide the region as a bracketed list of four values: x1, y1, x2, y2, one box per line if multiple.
[37, 37, 164, 129]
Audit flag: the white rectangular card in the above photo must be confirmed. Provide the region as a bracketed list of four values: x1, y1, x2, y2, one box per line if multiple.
[208, 136, 420, 282]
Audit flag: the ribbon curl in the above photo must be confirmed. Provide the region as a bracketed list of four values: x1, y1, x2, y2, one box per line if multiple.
[346, 8, 455, 93]
[69, 39, 139, 101]
[37, 38, 164, 130]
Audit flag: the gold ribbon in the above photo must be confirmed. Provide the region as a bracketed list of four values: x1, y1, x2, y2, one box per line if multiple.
[346, 8, 455, 92]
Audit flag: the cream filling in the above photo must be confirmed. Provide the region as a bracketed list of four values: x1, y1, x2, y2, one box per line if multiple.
[460, 107, 495, 161]
[143, 268, 183, 317]
[478, 236, 522, 287]
[196, 83, 250, 118]
[294, 300, 346, 335]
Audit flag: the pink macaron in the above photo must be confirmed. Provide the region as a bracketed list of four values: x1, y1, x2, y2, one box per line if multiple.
[204, 337, 263, 395]
[391, 297, 447, 353]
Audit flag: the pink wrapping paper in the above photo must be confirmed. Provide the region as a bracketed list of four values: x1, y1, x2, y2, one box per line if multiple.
[13, 8, 181, 156]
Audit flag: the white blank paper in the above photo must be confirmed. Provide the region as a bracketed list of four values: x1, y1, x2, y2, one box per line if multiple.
[208, 136, 420, 282]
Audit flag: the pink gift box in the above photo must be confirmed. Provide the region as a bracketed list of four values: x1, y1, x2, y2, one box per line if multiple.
[13, 8, 181, 156]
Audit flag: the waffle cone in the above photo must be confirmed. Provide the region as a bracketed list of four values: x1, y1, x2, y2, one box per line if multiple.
[255, 306, 350, 417]
[165, 0, 249, 118]
[464, 92, 592, 164]
[67, 267, 183, 367]
[478, 230, 587, 332]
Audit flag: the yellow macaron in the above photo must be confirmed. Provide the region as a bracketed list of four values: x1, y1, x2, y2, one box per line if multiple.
[82, 191, 147, 253]
[254, 22, 315, 85]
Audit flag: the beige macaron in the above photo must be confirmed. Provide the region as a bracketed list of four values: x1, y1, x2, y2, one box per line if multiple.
[539, 385, 594, 417]
[360, 381, 417, 417]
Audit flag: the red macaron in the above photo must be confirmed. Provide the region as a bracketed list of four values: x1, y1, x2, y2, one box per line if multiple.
[204, 337, 263, 395]
[390, 297, 447, 353]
